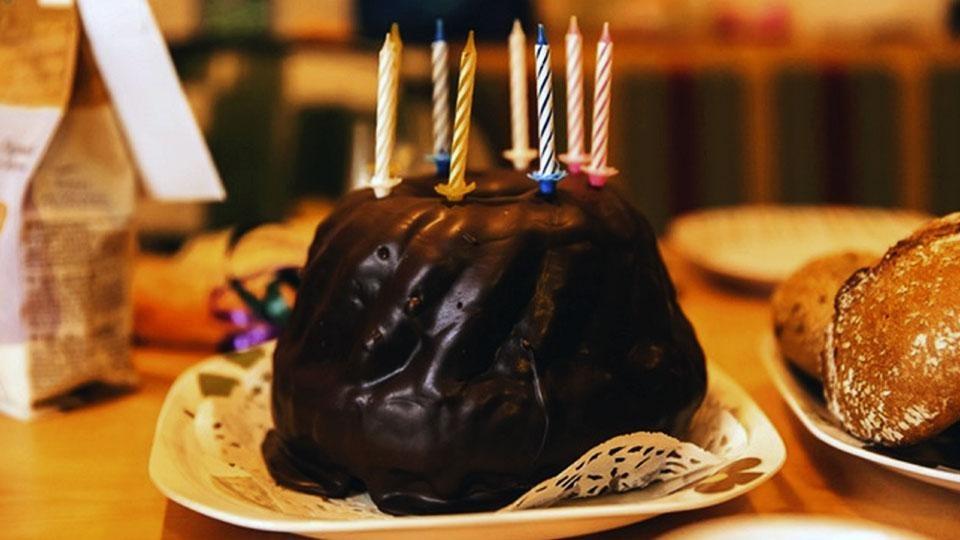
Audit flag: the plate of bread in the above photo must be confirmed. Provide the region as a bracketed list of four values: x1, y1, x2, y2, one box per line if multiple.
[666, 205, 930, 291]
[763, 213, 960, 492]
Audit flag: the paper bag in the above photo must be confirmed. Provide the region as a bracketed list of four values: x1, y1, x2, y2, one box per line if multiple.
[0, 0, 224, 419]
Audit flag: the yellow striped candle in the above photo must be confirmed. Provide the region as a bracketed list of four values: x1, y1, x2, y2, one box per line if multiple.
[435, 31, 478, 202]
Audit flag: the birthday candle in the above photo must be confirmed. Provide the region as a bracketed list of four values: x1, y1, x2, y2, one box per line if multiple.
[370, 33, 401, 198]
[427, 19, 451, 176]
[560, 16, 587, 172]
[529, 23, 565, 195]
[502, 20, 537, 171]
[390, 22, 403, 84]
[435, 31, 478, 202]
[431, 19, 450, 157]
[389, 23, 403, 175]
[584, 22, 618, 188]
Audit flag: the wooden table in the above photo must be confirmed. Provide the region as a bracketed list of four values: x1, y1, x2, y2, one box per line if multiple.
[3, 256, 958, 539]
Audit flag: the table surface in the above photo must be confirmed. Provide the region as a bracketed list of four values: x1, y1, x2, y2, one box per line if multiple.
[3, 256, 959, 540]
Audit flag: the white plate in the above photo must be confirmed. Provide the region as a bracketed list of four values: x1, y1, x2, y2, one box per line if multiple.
[665, 206, 929, 290]
[660, 514, 925, 540]
[761, 334, 960, 493]
[149, 345, 786, 539]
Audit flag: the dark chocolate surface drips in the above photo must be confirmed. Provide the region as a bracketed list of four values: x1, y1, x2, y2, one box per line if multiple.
[265, 170, 707, 515]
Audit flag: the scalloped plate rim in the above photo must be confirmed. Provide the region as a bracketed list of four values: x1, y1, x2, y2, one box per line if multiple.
[149, 345, 785, 536]
[760, 333, 960, 490]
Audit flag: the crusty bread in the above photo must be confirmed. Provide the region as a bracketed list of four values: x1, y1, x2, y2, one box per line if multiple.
[824, 212, 960, 446]
[771, 252, 876, 379]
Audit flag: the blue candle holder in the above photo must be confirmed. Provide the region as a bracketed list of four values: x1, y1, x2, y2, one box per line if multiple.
[428, 151, 451, 178]
[528, 170, 566, 196]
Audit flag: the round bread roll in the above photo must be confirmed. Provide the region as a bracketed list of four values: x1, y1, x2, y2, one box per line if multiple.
[825, 213, 960, 446]
[771, 252, 876, 379]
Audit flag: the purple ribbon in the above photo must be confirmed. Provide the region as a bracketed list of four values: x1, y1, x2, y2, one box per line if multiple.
[209, 265, 299, 352]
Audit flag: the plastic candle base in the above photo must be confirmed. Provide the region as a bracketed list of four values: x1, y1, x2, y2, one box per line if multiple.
[434, 180, 476, 202]
[502, 147, 538, 171]
[428, 152, 451, 178]
[528, 170, 567, 196]
[582, 165, 618, 188]
[560, 152, 589, 174]
[369, 175, 402, 198]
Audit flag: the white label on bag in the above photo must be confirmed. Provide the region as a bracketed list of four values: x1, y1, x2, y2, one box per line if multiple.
[0, 105, 64, 344]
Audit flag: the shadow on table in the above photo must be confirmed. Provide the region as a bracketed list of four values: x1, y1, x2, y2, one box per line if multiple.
[162, 501, 292, 539]
[573, 495, 757, 538]
[34, 381, 137, 415]
[781, 400, 960, 537]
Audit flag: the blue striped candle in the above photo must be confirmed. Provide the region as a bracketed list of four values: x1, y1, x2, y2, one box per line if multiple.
[428, 19, 451, 177]
[529, 23, 566, 195]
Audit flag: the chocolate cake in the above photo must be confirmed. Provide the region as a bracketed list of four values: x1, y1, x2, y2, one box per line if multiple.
[264, 169, 707, 515]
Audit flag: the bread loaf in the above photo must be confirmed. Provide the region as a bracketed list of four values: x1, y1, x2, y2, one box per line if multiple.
[824, 214, 960, 446]
[771, 252, 876, 379]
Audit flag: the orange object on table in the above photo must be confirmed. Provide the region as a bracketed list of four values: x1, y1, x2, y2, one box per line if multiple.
[132, 203, 330, 348]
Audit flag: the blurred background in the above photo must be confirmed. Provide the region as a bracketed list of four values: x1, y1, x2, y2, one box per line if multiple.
[139, 0, 960, 247]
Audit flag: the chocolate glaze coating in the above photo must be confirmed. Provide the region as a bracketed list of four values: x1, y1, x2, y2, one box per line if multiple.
[265, 170, 707, 515]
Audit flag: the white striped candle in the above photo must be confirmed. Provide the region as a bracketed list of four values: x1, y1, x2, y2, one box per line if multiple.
[529, 23, 565, 195]
[584, 22, 618, 188]
[369, 33, 401, 198]
[560, 16, 587, 172]
[502, 19, 537, 170]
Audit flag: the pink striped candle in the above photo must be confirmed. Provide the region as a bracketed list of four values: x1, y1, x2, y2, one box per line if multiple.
[560, 16, 587, 172]
[584, 22, 618, 188]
